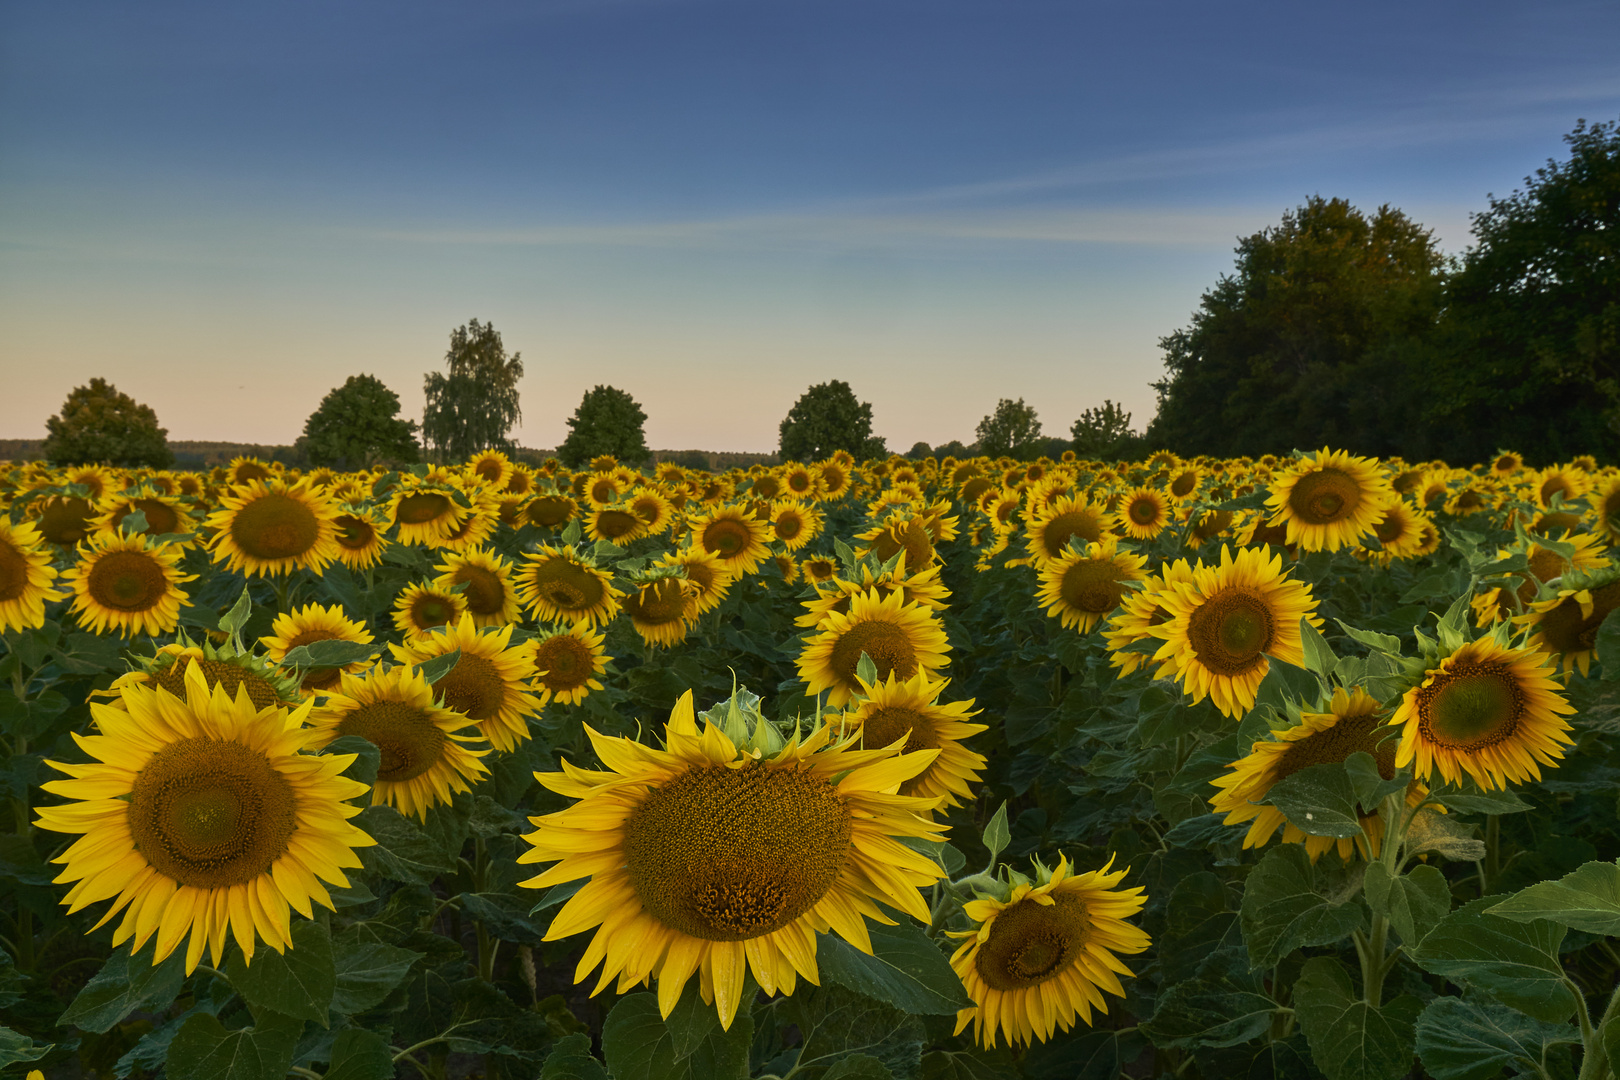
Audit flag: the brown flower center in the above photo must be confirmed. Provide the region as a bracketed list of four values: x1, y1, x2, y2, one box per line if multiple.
[828, 619, 921, 685]
[230, 493, 320, 560]
[1185, 588, 1275, 676]
[1287, 468, 1362, 525]
[336, 701, 446, 782]
[1417, 664, 1524, 750]
[975, 894, 1089, 990]
[434, 654, 506, 720]
[86, 550, 169, 612]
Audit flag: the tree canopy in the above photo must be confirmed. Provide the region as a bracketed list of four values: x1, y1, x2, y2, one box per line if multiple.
[778, 381, 886, 462]
[975, 398, 1043, 458]
[298, 374, 419, 469]
[421, 319, 523, 460]
[42, 378, 173, 468]
[557, 386, 651, 468]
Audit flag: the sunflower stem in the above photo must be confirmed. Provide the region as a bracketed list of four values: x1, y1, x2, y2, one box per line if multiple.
[1578, 980, 1620, 1080]
[1483, 814, 1501, 892]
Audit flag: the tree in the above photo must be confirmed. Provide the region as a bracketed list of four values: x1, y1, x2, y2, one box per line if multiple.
[975, 398, 1043, 458]
[906, 441, 933, 459]
[1071, 399, 1139, 458]
[42, 378, 173, 467]
[298, 374, 419, 469]
[557, 386, 650, 468]
[1429, 118, 1620, 464]
[421, 319, 523, 461]
[1145, 196, 1445, 458]
[778, 381, 887, 462]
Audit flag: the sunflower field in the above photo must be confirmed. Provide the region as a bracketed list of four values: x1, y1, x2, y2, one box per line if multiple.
[3, 446, 1620, 1080]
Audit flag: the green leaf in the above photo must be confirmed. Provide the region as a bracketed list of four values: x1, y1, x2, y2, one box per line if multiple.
[824, 1055, 894, 1079]
[1293, 957, 1420, 1080]
[1414, 995, 1579, 1080]
[980, 801, 1010, 863]
[1142, 968, 1279, 1049]
[1261, 761, 1365, 839]
[1598, 608, 1620, 679]
[1239, 845, 1366, 969]
[1364, 863, 1451, 946]
[59, 942, 187, 1034]
[224, 920, 336, 1026]
[0, 1026, 53, 1068]
[1335, 619, 1402, 656]
[920, 1047, 1021, 1080]
[416, 648, 462, 686]
[1435, 594, 1473, 652]
[1300, 616, 1336, 677]
[1430, 789, 1533, 816]
[1345, 752, 1409, 811]
[541, 1032, 608, 1080]
[785, 985, 925, 1079]
[219, 586, 254, 646]
[281, 639, 379, 669]
[1603, 1013, 1620, 1079]
[600, 990, 753, 1080]
[561, 519, 583, 545]
[855, 651, 880, 688]
[166, 1010, 304, 1080]
[330, 934, 422, 1014]
[1408, 895, 1577, 1023]
[1020, 1030, 1131, 1080]
[355, 805, 459, 884]
[1488, 860, 1620, 936]
[323, 1029, 394, 1080]
[1404, 811, 1487, 862]
[119, 508, 150, 533]
[817, 920, 970, 1014]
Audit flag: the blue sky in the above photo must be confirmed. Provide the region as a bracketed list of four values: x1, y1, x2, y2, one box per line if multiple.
[3, 0, 1618, 452]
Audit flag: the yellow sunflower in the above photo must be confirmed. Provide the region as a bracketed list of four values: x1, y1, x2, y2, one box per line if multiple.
[259, 603, 375, 696]
[1360, 501, 1430, 565]
[586, 504, 648, 545]
[1534, 466, 1589, 509]
[392, 583, 468, 640]
[857, 515, 936, 573]
[1588, 476, 1620, 544]
[63, 530, 195, 638]
[1165, 466, 1202, 503]
[528, 624, 609, 706]
[1491, 451, 1524, 478]
[622, 573, 697, 648]
[32, 495, 100, 547]
[797, 589, 951, 708]
[795, 562, 951, 629]
[1102, 559, 1195, 677]
[1148, 545, 1320, 718]
[1392, 637, 1575, 791]
[1472, 531, 1610, 624]
[226, 456, 275, 487]
[387, 482, 469, 546]
[836, 671, 985, 809]
[690, 505, 772, 576]
[773, 553, 800, 585]
[35, 664, 374, 973]
[433, 548, 521, 628]
[1113, 487, 1172, 540]
[465, 450, 514, 491]
[950, 855, 1149, 1049]
[1265, 448, 1396, 552]
[526, 493, 579, 531]
[1518, 574, 1620, 676]
[802, 555, 839, 584]
[306, 664, 489, 821]
[517, 691, 947, 1029]
[91, 494, 196, 541]
[628, 488, 675, 535]
[816, 459, 853, 499]
[660, 549, 732, 616]
[515, 545, 622, 628]
[1037, 540, 1148, 633]
[770, 500, 824, 553]
[0, 519, 66, 633]
[205, 478, 342, 578]
[1024, 495, 1110, 567]
[389, 614, 540, 752]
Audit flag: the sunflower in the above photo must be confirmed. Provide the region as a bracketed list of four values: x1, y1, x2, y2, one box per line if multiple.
[515, 545, 622, 628]
[1534, 466, 1589, 510]
[306, 664, 489, 821]
[389, 615, 540, 752]
[205, 479, 341, 578]
[425, 493, 500, 552]
[32, 495, 98, 547]
[586, 505, 648, 545]
[836, 671, 985, 808]
[0, 519, 66, 633]
[1037, 539, 1149, 633]
[772, 553, 800, 585]
[660, 549, 733, 616]
[1165, 466, 1202, 503]
[528, 624, 610, 706]
[770, 501, 824, 553]
[1113, 488, 1173, 541]
[1025, 495, 1110, 567]
[387, 482, 469, 546]
[782, 464, 821, 499]
[61, 464, 120, 501]
[751, 473, 784, 500]
[1518, 576, 1620, 676]
[628, 488, 675, 535]
[433, 548, 521, 628]
[1471, 532, 1610, 624]
[465, 450, 514, 491]
[795, 562, 951, 630]
[1148, 545, 1320, 718]
[798, 589, 951, 708]
[857, 515, 936, 573]
[226, 456, 275, 487]
[1264, 449, 1396, 552]
[91, 494, 196, 541]
[63, 530, 195, 638]
[802, 555, 839, 584]
[1491, 451, 1524, 478]
[690, 505, 772, 576]
[1188, 508, 1237, 544]
[584, 473, 624, 508]
[108, 641, 303, 712]
[622, 573, 697, 648]
[1101, 560, 1195, 677]
[1588, 477, 1620, 544]
[527, 493, 579, 530]
[1361, 501, 1429, 564]
[260, 603, 375, 696]
[35, 665, 374, 973]
[1392, 637, 1574, 791]
[516, 691, 946, 1029]
[949, 855, 1149, 1049]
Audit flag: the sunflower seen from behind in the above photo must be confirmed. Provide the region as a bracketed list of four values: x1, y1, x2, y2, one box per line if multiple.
[389, 614, 540, 752]
[0, 518, 67, 633]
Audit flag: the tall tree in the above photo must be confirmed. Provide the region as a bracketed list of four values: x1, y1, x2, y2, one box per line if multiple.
[1429, 117, 1620, 464]
[42, 378, 173, 467]
[557, 386, 651, 468]
[299, 374, 420, 469]
[421, 319, 523, 461]
[1145, 197, 1444, 458]
[778, 381, 886, 462]
[1070, 399, 1138, 458]
[975, 398, 1042, 458]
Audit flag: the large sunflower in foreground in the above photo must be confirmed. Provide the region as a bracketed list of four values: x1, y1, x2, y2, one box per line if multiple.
[1148, 545, 1320, 718]
[949, 855, 1149, 1049]
[1265, 449, 1395, 552]
[205, 478, 341, 577]
[515, 545, 622, 629]
[1036, 539, 1148, 633]
[306, 665, 489, 821]
[389, 615, 540, 752]
[63, 530, 195, 638]
[35, 666, 374, 973]
[1392, 637, 1574, 791]
[517, 691, 947, 1028]
[260, 603, 375, 696]
[797, 589, 951, 708]
[836, 671, 986, 809]
[528, 624, 610, 707]
[0, 519, 67, 633]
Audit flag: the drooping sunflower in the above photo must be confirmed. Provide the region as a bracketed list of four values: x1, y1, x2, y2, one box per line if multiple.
[528, 624, 610, 706]
[392, 582, 469, 640]
[689, 505, 772, 576]
[659, 548, 732, 616]
[949, 855, 1149, 1049]
[433, 548, 521, 628]
[770, 500, 824, 553]
[526, 493, 579, 530]
[1518, 573, 1620, 676]
[63, 531, 195, 638]
[517, 691, 947, 1029]
[837, 671, 985, 809]
[1113, 488, 1172, 540]
[387, 482, 469, 546]
[622, 573, 697, 648]
[0, 519, 66, 633]
[1392, 636, 1575, 791]
[1037, 539, 1149, 633]
[1265, 449, 1396, 552]
[205, 478, 341, 577]
[1148, 545, 1320, 718]
[389, 614, 540, 752]
[36, 665, 374, 973]
[259, 603, 375, 696]
[515, 545, 622, 628]
[798, 588, 951, 708]
[1024, 494, 1110, 567]
[306, 664, 489, 821]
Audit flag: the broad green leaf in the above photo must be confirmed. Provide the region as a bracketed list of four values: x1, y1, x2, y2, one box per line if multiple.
[1363, 863, 1451, 946]
[855, 651, 880, 687]
[1408, 895, 1577, 1023]
[219, 586, 253, 645]
[980, 802, 1010, 863]
[1404, 811, 1486, 862]
[600, 991, 752, 1080]
[323, 1029, 394, 1080]
[1239, 845, 1366, 969]
[1020, 1030, 1132, 1080]
[1141, 968, 1278, 1049]
[816, 921, 970, 1014]
[1603, 1013, 1620, 1079]
[224, 920, 336, 1026]
[1300, 616, 1337, 678]
[1414, 995, 1579, 1080]
[1488, 860, 1620, 936]
[824, 1055, 894, 1079]
[920, 1047, 1022, 1080]
[1293, 957, 1420, 1080]
[1435, 594, 1473, 652]
[166, 1010, 304, 1080]
[786, 985, 925, 1079]
[355, 805, 459, 884]
[1262, 761, 1364, 839]
[281, 639, 378, 669]
[416, 648, 462, 686]
[1430, 789, 1533, 816]
[119, 508, 150, 533]
[1344, 752, 1409, 811]
[1335, 620, 1402, 656]
[59, 942, 187, 1034]
[0, 1026, 52, 1068]
[541, 1032, 608, 1080]
[330, 934, 422, 1014]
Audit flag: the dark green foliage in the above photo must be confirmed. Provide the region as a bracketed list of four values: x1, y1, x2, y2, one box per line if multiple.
[779, 381, 886, 462]
[557, 385, 651, 467]
[1069, 399, 1139, 459]
[41, 378, 174, 467]
[974, 398, 1042, 458]
[298, 374, 419, 469]
[421, 318, 524, 460]
[906, 441, 933, 459]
